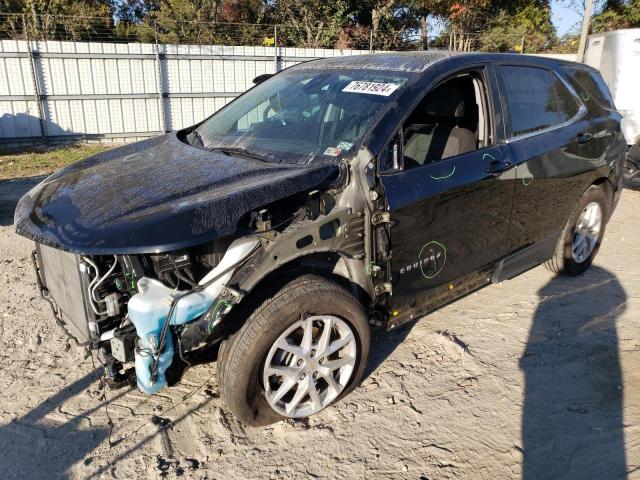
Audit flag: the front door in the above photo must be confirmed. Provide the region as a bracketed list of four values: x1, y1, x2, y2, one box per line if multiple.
[381, 143, 516, 319]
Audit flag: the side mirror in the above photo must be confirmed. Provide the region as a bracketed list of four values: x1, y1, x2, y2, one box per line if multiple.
[253, 73, 274, 85]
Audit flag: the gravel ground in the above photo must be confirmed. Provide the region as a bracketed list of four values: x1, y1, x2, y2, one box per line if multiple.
[0, 177, 639, 480]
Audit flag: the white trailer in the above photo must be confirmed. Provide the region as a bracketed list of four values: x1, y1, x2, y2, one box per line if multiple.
[584, 28, 640, 181]
[584, 29, 640, 145]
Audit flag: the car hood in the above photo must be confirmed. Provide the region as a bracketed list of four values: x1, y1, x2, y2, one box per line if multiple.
[14, 133, 339, 254]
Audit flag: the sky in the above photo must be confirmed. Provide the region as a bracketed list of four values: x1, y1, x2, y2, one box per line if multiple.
[551, 2, 584, 36]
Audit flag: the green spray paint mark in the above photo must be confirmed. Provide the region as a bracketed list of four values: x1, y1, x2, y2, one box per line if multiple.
[581, 92, 591, 102]
[366, 261, 376, 277]
[429, 165, 456, 180]
[419, 240, 447, 279]
[522, 173, 534, 186]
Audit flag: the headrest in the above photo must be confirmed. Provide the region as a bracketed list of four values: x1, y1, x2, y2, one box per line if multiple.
[425, 85, 466, 118]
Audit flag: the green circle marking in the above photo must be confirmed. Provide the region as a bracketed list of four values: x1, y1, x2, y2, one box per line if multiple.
[522, 173, 534, 186]
[581, 92, 591, 102]
[429, 165, 456, 180]
[418, 240, 447, 279]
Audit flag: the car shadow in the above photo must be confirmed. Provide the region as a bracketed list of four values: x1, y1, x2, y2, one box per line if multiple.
[521, 266, 627, 479]
[0, 175, 46, 226]
[0, 365, 215, 479]
[0, 371, 112, 479]
[362, 265, 629, 479]
[364, 321, 416, 379]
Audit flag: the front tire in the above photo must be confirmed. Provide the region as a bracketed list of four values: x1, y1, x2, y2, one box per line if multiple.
[546, 185, 608, 276]
[217, 275, 370, 426]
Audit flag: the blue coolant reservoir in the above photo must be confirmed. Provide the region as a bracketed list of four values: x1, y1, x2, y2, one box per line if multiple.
[128, 277, 214, 394]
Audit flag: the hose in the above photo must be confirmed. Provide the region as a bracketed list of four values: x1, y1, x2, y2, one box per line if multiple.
[91, 256, 119, 304]
[82, 255, 118, 316]
[150, 242, 260, 383]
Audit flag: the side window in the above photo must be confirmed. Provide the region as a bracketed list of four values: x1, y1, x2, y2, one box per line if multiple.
[562, 66, 616, 111]
[498, 66, 580, 138]
[401, 71, 489, 170]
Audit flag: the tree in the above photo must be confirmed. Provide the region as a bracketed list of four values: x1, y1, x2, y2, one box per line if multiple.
[110, 0, 150, 39]
[591, 0, 640, 32]
[0, 0, 113, 40]
[405, 0, 451, 49]
[479, 2, 556, 53]
[273, 0, 349, 48]
[136, 0, 273, 44]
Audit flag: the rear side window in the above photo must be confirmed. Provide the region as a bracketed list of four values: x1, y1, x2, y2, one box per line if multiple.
[562, 67, 616, 111]
[498, 66, 580, 137]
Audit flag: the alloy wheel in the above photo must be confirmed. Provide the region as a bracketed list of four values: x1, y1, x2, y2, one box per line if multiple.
[262, 315, 357, 418]
[572, 201, 602, 263]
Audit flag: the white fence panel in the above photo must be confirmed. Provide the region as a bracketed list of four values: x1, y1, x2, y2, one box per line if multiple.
[0, 40, 371, 146]
[0, 40, 42, 139]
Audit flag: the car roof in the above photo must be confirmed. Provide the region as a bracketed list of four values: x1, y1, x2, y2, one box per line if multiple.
[291, 51, 592, 74]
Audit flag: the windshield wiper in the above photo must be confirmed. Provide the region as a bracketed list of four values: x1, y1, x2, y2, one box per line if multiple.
[210, 146, 270, 162]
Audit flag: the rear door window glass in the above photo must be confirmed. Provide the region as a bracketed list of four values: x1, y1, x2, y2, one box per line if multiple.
[498, 66, 580, 137]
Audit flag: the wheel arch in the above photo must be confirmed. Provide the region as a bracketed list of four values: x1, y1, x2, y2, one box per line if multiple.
[592, 176, 615, 219]
[220, 251, 373, 337]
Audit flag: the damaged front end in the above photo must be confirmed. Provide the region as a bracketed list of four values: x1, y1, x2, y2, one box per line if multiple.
[31, 236, 258, 392]
[17, 135, 389, 396]
[15, 63, 402, 398]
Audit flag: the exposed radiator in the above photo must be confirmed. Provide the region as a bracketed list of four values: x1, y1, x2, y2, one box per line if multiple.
[35, 244, 94, 344]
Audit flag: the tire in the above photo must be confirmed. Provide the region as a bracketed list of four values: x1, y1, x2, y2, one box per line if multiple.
[545, 185, 608, 276]
[217, 274, 371, 426]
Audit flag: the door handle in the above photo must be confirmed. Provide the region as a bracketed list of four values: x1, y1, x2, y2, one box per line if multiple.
[576, 132, 593, 144]
[485, 160, 513, 176]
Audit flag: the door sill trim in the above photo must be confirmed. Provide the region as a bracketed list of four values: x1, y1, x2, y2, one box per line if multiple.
[491, 233, 560, 283]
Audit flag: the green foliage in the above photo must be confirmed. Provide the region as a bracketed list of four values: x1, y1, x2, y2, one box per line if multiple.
[0, 0, 113, 40]
[275, 0, 350, 48]
[0, 143, 111, 180]
[0, 0, 609, 53]
[591, 0, 640, 32]
[479, 3, 556, 53]
[136, 0, 273, 44]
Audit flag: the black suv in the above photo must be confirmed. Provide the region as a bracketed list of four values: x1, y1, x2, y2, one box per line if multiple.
[15, 52, 625, 425]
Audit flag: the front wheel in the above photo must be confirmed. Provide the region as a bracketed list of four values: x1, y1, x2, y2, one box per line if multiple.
[546, 185, 608, 276]
[217, 275, 370, 426]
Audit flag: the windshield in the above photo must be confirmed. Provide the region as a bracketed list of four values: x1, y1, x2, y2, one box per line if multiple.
[192, 69, 411, 164]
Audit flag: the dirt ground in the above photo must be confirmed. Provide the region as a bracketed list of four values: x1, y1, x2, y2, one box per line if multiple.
[0, 176, 639, 480]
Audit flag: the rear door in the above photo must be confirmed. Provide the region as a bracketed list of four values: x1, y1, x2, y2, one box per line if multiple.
[495, 65, 610, 254]
[380, 66, 517, 320]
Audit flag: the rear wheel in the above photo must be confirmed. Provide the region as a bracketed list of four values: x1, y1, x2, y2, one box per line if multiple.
[546, 185, 608, 276]
[217, 275, 370, 426]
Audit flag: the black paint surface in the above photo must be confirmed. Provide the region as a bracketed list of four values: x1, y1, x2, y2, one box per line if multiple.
[14, 132, 338, 254]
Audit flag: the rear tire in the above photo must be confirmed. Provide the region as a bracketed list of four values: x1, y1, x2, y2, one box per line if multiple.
[217, 274, 370, 426]
[545, 185, 608, 276]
